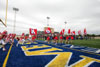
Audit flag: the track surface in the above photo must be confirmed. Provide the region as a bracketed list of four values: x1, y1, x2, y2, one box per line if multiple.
[0, 40, 100, 67]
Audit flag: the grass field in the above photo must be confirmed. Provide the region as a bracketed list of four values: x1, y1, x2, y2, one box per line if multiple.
[72, 39, 100, 49]
[37, 38, 100, 49]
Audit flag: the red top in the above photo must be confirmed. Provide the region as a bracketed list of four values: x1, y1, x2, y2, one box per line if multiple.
[32, 36, 36, 40]
[47, 37, 50, 40]
[25, 36, 28, 40]
[54, 36, 58, 40]
[12, 34, 16, 39]
[2, 30, 7, 35]
[3, 35, 7, 39]
[60, 36, 63, 39]
[71, 36, 74, 40]
[0, 34, 7, 40]
[20, 37, 24, 40]
[66, 36, 69, 40]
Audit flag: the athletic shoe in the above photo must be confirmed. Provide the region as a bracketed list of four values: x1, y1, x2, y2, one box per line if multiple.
[3, 48, 6, 51]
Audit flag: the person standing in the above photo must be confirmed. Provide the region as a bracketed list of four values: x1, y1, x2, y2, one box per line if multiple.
[54, 34, 58, 45]
[59, 35, 63, 44]
[47, 35, 50, 44]
[65, 35, 69, 44]
[71, 35, 74, 44]
[0, 31, 8, 51]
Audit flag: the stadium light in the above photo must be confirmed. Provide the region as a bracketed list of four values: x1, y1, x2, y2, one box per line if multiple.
[46, 16, 50, 27]
[64, 21, 67, 28]
[13, 7, 19, 33]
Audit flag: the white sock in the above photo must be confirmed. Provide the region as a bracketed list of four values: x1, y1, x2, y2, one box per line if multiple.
[3, 48, 6, 51]
[16, 42, 19, 47]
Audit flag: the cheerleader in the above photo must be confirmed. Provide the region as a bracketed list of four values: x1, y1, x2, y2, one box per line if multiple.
[47, 35, 50, 44]
[65, 35, 69, 44]
[0, 31, 7, 51]
[32, 35, 36, 42]
[53, 34, 58, 45]
[70, 35, 74, 44]
[59, 35, 63, 44]
[17, 33, 25, 46]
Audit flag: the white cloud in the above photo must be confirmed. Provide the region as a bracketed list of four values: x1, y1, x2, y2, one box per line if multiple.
[0, 0, 100, 35]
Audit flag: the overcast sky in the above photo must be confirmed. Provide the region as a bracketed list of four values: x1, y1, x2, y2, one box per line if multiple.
[0, 0, 100, 35]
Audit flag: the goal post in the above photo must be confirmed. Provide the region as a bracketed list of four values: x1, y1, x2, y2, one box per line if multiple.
[0, 0, 8, 27]
[0, 19, 7, 27]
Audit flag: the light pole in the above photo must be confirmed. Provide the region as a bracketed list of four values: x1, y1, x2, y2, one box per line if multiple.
[64, 21, 67, 35]
[46, 16, 50, 27]
[64, 21, 67, 29]
[13, 7, 19, 33]
[5, 0, 8, 26]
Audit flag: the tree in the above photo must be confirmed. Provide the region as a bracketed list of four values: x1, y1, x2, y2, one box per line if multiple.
[87, 34, 90, 39]
[92, 34, 96, 39]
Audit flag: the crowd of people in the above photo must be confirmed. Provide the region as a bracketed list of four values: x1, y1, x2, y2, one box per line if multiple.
[42, 34, 75, 45]
[0, 31, 37, 51]
[0, 30, 16, 51]
[16, 33, 36, 46]
[37, 33, 89, 45]
[0, 30, 87, 51]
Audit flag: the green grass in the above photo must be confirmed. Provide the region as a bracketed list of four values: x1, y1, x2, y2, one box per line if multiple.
[72, 39, 100, 49]
[37, 38, 100, 49]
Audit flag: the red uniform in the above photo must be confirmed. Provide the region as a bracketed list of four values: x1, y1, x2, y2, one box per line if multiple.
[12, 34, 16, 39]
[32, 36, 36, 40]
[60, 36, 63, 39]
[54, 36, 58, 40]
[20, 37, 24, 40]
[2, 30, 7, 35]
[71, 36, 74, 40]
[25, 36, 28, 40]
[47, 37, 50, 40]
[66, 36, 69, 40]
